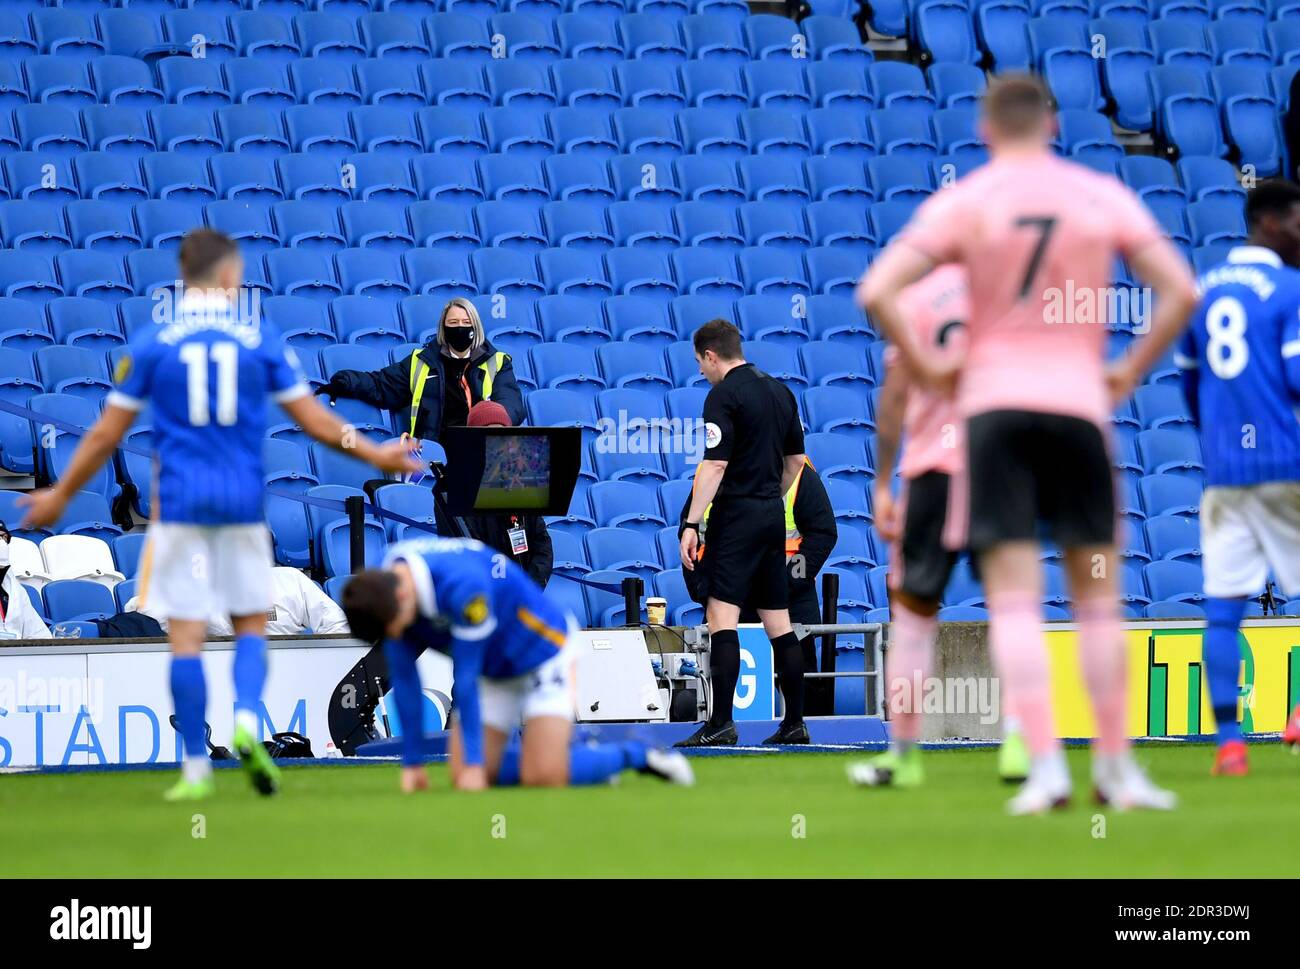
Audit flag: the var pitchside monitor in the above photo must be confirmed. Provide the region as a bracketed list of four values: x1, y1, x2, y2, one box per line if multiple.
[437, 426, 582, 516]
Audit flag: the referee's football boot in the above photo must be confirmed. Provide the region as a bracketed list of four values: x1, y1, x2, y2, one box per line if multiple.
[232, 723, 282, 796]
[674, 720, 738, 747]
[762, 720, 810, 745]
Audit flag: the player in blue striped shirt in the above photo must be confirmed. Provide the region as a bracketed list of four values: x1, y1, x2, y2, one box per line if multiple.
[1175, 182, 1300, 774]
[342, 537, 694, 792]
[21, 230, 418, 800]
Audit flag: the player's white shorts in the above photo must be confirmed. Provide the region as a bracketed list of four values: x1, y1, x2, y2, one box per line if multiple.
[1201, 482, 1300, 598]
[475, 620, 579, 733]
[140, 522, 275, 622]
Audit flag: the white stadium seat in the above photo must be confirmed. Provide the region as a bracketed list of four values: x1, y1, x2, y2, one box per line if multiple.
[9, 536, 52, 590]
[39, 535, 124, 591]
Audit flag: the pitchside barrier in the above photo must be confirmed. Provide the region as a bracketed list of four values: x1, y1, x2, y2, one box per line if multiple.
[2, 616, 1298, 767]
[1, 403, 1296, 763]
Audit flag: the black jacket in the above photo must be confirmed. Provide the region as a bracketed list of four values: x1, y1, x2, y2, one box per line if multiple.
[462, 513, 554, 589]
[326, 338, 525, 441]
[679, 460, 838, 606]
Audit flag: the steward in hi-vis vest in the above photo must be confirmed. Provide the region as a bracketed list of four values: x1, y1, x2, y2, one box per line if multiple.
[314, 297, 524, 441]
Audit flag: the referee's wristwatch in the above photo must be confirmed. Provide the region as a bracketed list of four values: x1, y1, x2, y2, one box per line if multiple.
[682, 521, 700, 533]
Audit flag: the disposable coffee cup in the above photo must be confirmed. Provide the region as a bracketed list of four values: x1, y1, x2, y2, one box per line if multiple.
[646, 597, 667, 625]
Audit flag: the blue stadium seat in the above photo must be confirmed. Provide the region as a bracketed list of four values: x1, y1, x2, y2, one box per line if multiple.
[605, 294, 677, 345]
[44, 579, 115, 623]
[48, 297, 124, 352]
[551, 60, 619, 111]
[671, 248, 743, 299]
[800, 340, 874, 390]
[742, 61, 811, 111]
[32, 9, 105, 62]
[530, 343, 606, 399]
[804, 385, 874, 444]
[928, 62, 988, 108]
[740, 108, 810, 157]
[1177, 155, 1245, 202]
[738, 201, 810, 251]
[1186, 197, 1248, 244]
[606, 247, 678, 302]
[148, 105, 222, 155]
[536, 251, 612, 308]
[1144, 559, 1205, 603]
[541, 199, 614, 250]
[588, 479, 666, 534]
[527, 387, 600, 432]
[674, 200, 743, 249]
[546, 155, 617, 203]
[807, 62, 874, 112]
[488, 12, 562, 60]
[614, 107, 684, 160]
[805, 245, 868, 295]
[675, 155, 744, 202]
[548, 107, 617, 155]
[681, 61, 746, 112]
[916, 1, 978, 63]
[679, 107, 747, 157]
[1139, 472, 1202, 516]
[597, 343, 674, 391]
[557, 12, 625, 60]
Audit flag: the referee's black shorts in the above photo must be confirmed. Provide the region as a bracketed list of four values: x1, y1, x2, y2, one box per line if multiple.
[699, 496, 788, 611]
[967, 409, 1115, 552]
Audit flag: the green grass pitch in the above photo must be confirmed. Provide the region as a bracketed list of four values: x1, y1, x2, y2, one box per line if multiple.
[3, 744, 1297, 878]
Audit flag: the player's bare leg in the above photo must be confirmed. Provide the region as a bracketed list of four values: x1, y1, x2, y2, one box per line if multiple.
[229, 612, 280, 796]
[445, 719, 509, 793]
[518, 715, 573, 787]
[850, 588, 932, 789]
[163, 619, 214, 802]
[981, 541, 1071, 814]
[1064, 546, 1175, 810]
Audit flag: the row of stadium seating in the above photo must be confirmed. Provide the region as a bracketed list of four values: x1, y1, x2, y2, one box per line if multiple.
[0, 10, 862, 63]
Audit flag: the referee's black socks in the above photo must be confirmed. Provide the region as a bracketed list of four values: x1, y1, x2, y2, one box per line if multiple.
[771, 631, 805, 726]
[708, 628, 741, 727]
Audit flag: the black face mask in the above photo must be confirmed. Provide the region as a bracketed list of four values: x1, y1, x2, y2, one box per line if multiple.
[444, 326, 474, 352]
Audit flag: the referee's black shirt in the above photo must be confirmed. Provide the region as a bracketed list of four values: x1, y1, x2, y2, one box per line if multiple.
[701, 363, 804, 500]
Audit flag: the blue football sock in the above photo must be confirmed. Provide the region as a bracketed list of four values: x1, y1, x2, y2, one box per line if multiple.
[1204, 597, 1247, 746]
[383, 637, 426, 766]
[232, 633, 267, 719]
[569, 742, 642, 785]
[494, 741, 648, 787]
[169, 655, 208, 760]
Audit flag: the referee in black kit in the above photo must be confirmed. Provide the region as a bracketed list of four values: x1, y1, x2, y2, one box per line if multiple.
[677, 320, 808, 747]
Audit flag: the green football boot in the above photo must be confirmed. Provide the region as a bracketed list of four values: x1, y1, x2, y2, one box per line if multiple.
[846, 747, 924, 788]
[232, 724, 281, 796]
[162, 774, 215, 802]
[998, 729, 1030, 785]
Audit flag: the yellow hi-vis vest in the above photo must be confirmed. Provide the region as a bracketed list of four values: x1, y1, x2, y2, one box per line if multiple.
[406, 348, 508, 437]
[699, 461, 806, 558]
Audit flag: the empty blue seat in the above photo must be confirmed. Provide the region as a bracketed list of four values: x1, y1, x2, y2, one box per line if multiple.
[56, 251, 131, 302]
[160, 11, 235, 60]
[1139, 472, 1202, 517]
[1187, 197, 1248, 244]
[284, 105, 358, 158]
[928, 62, 987, 108]
[614, 60, 686, 113]
[679, 107, 747, 157]
[293, 12, 366, 60]
[148, 105, 221, 156]
[232, 12, 301, 62]
[32, 10, 105, 62]
[548, 107, 617, 155]
[489, 12, 562, 60]
[552, 60, 619, 110]
[605, 247, 678, 302]
[44, 579, 115, 623]
[614, 107, 684, 159]
[743, 13, 800, 60]
[868, 61, 934, 111]
[806, 201, 875, 256]
[1177, 156, 1245, 202]
[916, 1, 978, 63]
[675, 155, 744, 202]
[681, 61, 747, 111]
[741, 107, 810, 157]
[48, 298, 124, 351]
[671, 247, 743, 299]
[618, 13, 686, 61]
[289, 59, 361, 106]
[0, 200, 70, 254]
[606, 294, 676, 344]
[351, 105, 421, 155]
[976, 0, 1032, 72]
[1144, 559, 1205, 603]
[807, 61, 874, 110]
[806, 107, 876, 159]
[588, 480, 666, 534]
[25, 56, 95, 107]
[557, 12, 625, 60]
[538, 250, 614, 303]
[675, 200, 744, 249]
[681, 13, 748, 62]
[544, 155, 616, 204]
[470, 248, 546, 299]
[360, 12, 431, 60]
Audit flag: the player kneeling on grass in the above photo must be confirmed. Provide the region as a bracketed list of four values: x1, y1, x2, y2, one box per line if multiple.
[341, 537, 694, 792]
